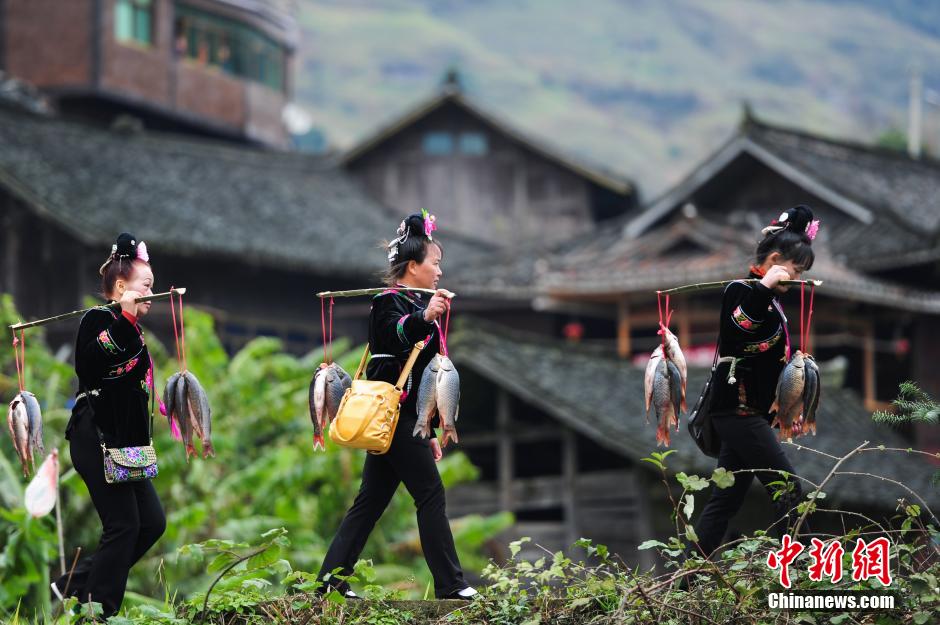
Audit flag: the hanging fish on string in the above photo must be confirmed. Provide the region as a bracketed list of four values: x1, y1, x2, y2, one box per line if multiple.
[308, 361, 352, 451]
[163, 371, 214, 460]
[7, 391, 44, 477]
[770, 350, 821, 441]
[414, 353, 460, 446]
[643, 296, 688, 446]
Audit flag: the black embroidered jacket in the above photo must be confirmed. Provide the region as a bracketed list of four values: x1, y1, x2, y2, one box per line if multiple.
[711, 274, 791, 417]
[367, 288, 441, 423]
[69, 306, 152, 447]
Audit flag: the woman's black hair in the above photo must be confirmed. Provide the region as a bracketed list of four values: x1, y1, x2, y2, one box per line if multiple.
[99, 232, 149, 298]
[382, 213, 443, 285]
[755, 205, 816, 271]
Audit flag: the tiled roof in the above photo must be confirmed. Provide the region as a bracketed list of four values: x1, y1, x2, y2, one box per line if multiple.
[624, 115, 940, 271]
[538, 216, 940, 313]
[0, 104, 488, 277]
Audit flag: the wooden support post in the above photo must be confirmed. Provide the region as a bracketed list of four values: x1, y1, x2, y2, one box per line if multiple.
[497, 389, 513, 513]
[561, 429, 577, 549]
[864, 320, 877, 410]
[617, 297, 631, 358]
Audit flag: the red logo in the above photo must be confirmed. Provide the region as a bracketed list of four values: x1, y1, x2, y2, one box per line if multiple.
[851, 538, 892, 586]
[766, 535, 893, 588]
[766, 534, 805, 588]
[807, 538, 845, 583]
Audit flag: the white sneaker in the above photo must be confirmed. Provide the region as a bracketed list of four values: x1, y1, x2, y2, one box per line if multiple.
[456, 587, 479, 599]
[345, 589, 360, 599]
[50, 581, 65, 602]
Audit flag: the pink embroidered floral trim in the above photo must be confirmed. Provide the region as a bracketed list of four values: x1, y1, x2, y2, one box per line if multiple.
[97, 329, 120, 354]
[109, 356, 139, 378]
[732, 305, 761, 332]
[742, 327, 783, 354]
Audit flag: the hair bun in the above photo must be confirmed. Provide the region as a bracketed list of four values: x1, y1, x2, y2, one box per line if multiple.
[404, 214, 426, 236]
[783, 205, 814, 234]
[114, 232, 139, 257]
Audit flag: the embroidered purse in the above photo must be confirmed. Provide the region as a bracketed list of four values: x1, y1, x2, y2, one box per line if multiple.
[330, 341, 425, 455]
[103, 444, 159, 483]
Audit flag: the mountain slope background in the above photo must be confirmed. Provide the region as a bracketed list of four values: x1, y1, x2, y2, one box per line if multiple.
[294, 0, 940, 197]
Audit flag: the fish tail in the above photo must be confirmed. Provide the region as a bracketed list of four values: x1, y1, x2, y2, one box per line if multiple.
[656, 424, 671, 447]
[202, 442, 216, 459]
[313, 434, 325, 451]
[185, 444, 196, 462]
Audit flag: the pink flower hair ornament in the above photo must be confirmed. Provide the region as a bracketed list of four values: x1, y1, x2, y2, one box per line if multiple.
[805, 220, 820, 241]
[421, 208, 437, 240]
[136, 241, 149, 262]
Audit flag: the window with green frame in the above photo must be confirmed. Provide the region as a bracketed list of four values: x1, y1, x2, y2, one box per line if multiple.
[174, 3, 287, 92]
[114, 0, 154, 45]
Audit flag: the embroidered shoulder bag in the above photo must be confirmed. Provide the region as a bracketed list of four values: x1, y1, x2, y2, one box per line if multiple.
[80, 382, 159, 484]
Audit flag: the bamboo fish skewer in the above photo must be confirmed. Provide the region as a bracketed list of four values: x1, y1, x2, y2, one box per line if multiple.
[9, 288, 187, 331]
[657, 279, 822, 296]
[317, 287, 456, 299]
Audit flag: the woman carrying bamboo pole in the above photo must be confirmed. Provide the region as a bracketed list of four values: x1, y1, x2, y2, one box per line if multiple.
[693, 206, 819, 558]
[51, 233, 166, 616]
[317, 212, 477, 600]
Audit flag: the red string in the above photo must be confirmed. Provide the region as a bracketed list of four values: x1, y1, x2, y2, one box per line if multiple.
[656, 292, 673, 356]
[11, 330, 25, 391]
[800, 283, 805, 352]
[178, 292, 188, 373]
[169, 287, 182, 366]
[320, 297, 334, 364]
[320, 297, 327, 363]
[169, 288, 187, 373]
[440, 300, 452, 357]
[806, 284, 816, 354]
[797, 282, 817, 354]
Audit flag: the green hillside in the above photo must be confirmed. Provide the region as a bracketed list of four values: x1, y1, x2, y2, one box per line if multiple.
[294, 0, 940, 196]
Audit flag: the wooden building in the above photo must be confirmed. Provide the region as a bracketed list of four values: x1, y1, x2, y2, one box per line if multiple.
[1, 0, 296, 147]
[343, 72, 639, 246]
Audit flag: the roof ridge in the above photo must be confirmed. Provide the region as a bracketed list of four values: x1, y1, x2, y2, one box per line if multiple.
[341, 84, 635, 194]
[0, 105, 340, 172]
[745, 114, 940, 171]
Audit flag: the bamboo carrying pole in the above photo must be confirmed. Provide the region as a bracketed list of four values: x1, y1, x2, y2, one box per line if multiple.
[317, 287, 456, 299]
[657, 279, 822, 296]
[8, 288, 187, 331]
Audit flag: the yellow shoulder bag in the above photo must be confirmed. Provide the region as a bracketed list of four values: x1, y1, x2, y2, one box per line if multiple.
[329, 341, 425, 454]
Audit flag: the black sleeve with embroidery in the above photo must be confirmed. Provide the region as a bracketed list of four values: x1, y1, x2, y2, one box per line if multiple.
[75, 308, 145, 388]
[371, 293, 435, 357]
[720, 281, 776, 344]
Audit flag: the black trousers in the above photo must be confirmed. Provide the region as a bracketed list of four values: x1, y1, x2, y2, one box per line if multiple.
[55, 407, 166, 617]
[693, 413, 806, 558]
[318, 415, 467, 597]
